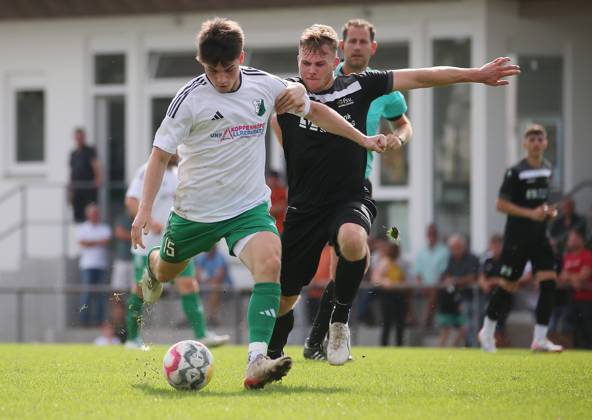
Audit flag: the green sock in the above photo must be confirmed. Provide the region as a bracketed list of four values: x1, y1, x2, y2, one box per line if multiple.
[247, 282, 281, 345]
[126, 293, 144, 341]
[181, 293, 207, 339]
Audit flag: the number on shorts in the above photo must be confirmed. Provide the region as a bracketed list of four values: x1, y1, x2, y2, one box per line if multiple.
[164, 237, 175, 258]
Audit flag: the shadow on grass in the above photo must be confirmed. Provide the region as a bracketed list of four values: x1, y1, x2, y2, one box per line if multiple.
[132, 382, 350, 398]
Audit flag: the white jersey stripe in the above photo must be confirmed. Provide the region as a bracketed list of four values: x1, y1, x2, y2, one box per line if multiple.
[308, 81, 362, 103]
[518, 168, 552, 180]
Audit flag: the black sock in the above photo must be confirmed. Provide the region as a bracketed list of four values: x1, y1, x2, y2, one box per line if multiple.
[331, 256, 366, 324]
[486, 286, 513, 322]
[536, 280, 556, 325]
[267, 310, 294, 359]
[307, 281, 335, 346]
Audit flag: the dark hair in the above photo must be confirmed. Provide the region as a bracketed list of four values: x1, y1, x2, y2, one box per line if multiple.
[523, 123, 547, 139]
[299, 24, 338, 54]
[342, 18, 375, 42]
[387, 243, 400, 260]
[197, 18, 244, 66]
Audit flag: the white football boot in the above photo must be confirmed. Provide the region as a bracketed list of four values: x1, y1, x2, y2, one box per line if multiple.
[199, 331, 230, 348]
[243, 354, 292, 390]
[478, 328, 497, 353]
[531, 338, 563, 353]
[139, 269, 163, 304]
[124, 337, 150, 351]
[327, 322, 351, 366]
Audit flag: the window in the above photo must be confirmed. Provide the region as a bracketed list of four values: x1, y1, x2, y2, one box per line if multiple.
[148, 51, 200, 79]
[94, 54, 125, 84]
[432, 38, 471, 236]
[16, 90, 44, 162]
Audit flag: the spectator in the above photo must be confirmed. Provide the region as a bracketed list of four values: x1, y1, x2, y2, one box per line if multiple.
[479, 234, 511, 347]
[266, 170, 288, 234]
[372, 243, 408, 346]
[442, 234, 479, 347]
[549, 198, 587, 255]
[195, 244, 233, 327]
[560, 229, 592, 349]
[306, 244, 333, 325]
[415, 223, 449, 327]
[69, 128, 102, 223]
[109, 213, 132, 340]
[94, 321, 122, 346]
[78, 203, 111, 326]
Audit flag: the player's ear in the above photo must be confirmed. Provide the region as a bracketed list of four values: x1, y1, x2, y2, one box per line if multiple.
[370, 41, 378, 56]
[333, 55, 340, 69]
[239, 51, 245, 65]
[339, 39, 344, 51]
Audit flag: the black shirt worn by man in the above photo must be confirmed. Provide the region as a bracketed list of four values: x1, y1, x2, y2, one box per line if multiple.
[277, 70, 392, 211]
[444, 252, 480, 299]
[70, 145, 97, 184]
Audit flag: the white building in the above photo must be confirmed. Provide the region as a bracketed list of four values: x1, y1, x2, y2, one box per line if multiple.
[0, 0, 590, 339]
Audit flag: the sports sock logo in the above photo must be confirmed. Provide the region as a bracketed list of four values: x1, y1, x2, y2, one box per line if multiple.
[259, 308, 277, 318]
[211, 111, 224, 120]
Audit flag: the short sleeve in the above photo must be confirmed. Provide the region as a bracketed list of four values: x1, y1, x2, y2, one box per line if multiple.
[125, 166, 146, 199]
[153, 100, 193, 154]
[499, 168, 517, 200]
[356, 70, 393, 102]
[87, 146, 97, 160]
[271, 79, 310, 117]
[382, 91, 408, 120]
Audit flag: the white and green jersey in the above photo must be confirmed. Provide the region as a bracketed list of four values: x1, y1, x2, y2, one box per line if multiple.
[126, 164, 177, 256]
[153, 66, 304, 223]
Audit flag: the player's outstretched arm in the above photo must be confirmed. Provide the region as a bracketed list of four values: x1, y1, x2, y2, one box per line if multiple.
[392, 57, 520, 91]
[131, 146, 172, 249]
[305, 102, 387, 153]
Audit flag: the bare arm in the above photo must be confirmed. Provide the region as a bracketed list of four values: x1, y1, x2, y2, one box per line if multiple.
[130, 147, 172, 249]
[270, 114, 283, 147]
[305, 102, 386, 152]
[125, 197, 140, 218]
[114, 225, 131, 242]
[385, 114, 413, 151]
[392, 57, 520, 91]
[496, 197, 550, 222]
[91, 158, 102, 188]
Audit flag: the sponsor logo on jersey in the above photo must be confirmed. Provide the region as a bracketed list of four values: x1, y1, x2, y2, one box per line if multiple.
[253, 98, 266, 116]
[337, 97, 354, 108]
[210, 122, 266, 141]
[211, 111, 224, 120]
[298, 117, 326, 132]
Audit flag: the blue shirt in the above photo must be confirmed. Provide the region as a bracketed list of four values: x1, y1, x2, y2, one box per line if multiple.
[415, 243, 450, 286]
[335, 62, 408, 178]
[195, 252, 232, 286]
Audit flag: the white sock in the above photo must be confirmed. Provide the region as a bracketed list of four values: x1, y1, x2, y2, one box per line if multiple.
[533, 324, 548, 343]
[248, 342, 267, 363]
[482, 316, 497, 338]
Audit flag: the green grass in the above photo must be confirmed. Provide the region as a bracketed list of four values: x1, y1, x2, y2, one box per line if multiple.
[1, 345, 591, 419]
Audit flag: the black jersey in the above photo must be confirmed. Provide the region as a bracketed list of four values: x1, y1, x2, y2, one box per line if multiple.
[498, 158, 553, 238]
[277, 70, 392, 210]
[482, 255, 502, 278]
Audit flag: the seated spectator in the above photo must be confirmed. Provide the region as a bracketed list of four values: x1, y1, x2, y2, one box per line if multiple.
[415, 223, 449, 327]
[372, 243, 408, 346]
[78, 203, 111, 326]
[195, 244, 233, 326]
[442, 234, 479, 347]
[560, 230, 592, 349]
[94, 321, 122, 346]
[549, 198, 587, 255]
[305, 244, 333, 325]
[436, 276, 466, 347]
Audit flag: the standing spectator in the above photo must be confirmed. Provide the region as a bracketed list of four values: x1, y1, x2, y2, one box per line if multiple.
[110, 213, 132, 341]
[69, 128, 102, 223]
[415, 223, 450, 327]
[479, 234, 511, 347]
[549, 198, 587, 255]
[195, 244, 233, 327]
[442, 234, 480, 347]
[78, 203, 111, 326]
[560, 230, 592, 349]
[266, 170, 288, 234]
[305, 244, 333, 325]
[372, 243, 408, 346]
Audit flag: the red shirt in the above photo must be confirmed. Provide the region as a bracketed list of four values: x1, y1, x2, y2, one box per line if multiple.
[563, 249, 592, 301]
[270, 186, 287, 233]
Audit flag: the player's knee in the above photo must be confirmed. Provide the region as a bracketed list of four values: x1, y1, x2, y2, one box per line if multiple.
[255, 253, 281, 279]
[176, 277, 197, 294]
[337, 224, 367, 261]
[279, 295, 299, 315]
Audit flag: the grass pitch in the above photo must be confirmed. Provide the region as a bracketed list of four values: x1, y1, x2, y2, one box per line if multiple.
[1, 344, 591, 419]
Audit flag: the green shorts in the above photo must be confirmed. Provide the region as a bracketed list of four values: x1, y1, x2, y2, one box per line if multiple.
[133, 254, 195, 284]
[436, 313, 465, 328]
[159, 203, 278, 263]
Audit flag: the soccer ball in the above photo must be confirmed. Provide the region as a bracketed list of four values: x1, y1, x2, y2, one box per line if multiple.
[163, 340, 214, 391]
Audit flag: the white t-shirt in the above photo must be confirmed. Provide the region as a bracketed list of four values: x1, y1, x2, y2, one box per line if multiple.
[78, 222, 111, 269]
[153, 66, 308, 223]
[126, 164, 177, 256]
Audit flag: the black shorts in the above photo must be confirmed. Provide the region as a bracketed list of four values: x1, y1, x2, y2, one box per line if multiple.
[280, 197, 376, 296]
[499, 235, 555, 282]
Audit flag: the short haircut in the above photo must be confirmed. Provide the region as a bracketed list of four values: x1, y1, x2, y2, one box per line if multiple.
[299, 24, 338, 55]
[489, 233, 503, 244]
[197, 17, 244, 66]
[523, 123, 547, 139]
[342, 18, 376, 41]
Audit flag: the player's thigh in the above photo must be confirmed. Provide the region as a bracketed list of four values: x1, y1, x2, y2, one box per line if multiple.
[498, 237, 529, 285]
[329, 198, 377, 256]
[280, 211, 331, 297]
[237, 231, 282, 281]
[531, 239, 558, 281]
[160, 212, 221, 263]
